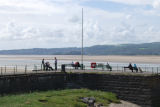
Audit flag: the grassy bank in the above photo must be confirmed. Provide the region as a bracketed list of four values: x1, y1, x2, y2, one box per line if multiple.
[0, 89, 119, 107]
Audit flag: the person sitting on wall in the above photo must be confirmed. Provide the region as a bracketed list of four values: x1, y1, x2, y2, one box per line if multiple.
[45, 62, 49, 71]
[133, 64, 138, 72]
[45, 62, 53, 71]
[106, 62, 112, 71]
[124, 63, 133, 72]
[128, 63, 133, 72]
[75, 62, 80, 69]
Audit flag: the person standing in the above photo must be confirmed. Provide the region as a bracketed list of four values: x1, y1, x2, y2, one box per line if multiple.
[54, 57, 57, 71]
[42, 58, 45, 70]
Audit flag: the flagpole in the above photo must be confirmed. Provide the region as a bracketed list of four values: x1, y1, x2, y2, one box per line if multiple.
[81, 8, 84, 70]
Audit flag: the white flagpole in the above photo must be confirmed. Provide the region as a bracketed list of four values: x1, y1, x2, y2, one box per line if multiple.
[81, 8, 84, 70]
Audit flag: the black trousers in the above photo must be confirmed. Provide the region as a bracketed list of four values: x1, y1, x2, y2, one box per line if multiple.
[55, 63, 57, 70]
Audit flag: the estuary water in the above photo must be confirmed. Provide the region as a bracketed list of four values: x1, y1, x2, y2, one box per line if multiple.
[0, 55, 159, 72]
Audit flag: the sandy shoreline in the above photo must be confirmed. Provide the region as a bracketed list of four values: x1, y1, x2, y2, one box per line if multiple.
[0, 55, 160, 64]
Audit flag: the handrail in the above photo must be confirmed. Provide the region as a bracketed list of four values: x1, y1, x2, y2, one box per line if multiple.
[0, 64, 159, 75]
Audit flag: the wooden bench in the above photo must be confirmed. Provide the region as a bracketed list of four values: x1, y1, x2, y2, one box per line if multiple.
[64, 64, 85, 70]
[124, 66, 139, 72]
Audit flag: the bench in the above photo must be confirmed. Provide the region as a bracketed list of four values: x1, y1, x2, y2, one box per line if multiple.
[62, 64, 85, 70]
[96, 63, 104, 70]
[95, 63, 112, 71]
[124, 66, 138, 72]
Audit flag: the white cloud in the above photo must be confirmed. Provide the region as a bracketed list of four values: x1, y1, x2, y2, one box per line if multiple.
[125, 14, 132, 20]
[0, 0, 159, 49]
[0, 0, 65, 15]
[103, 0, 152, 5]
[0, 21, 38, 40]
[103, 0, 160, 11]
[153, 0, 160, 9]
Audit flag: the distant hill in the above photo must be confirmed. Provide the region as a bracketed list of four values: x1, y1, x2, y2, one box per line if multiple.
[1, 42, 160, 55]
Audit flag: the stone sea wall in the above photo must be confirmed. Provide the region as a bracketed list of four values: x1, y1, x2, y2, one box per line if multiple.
[66, 73, 160, 107]
[0, 73, 66, 94]
[0, 72, 159, 107]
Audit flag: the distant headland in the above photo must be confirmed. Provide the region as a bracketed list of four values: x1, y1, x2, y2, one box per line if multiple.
[0, 42, 160, 55]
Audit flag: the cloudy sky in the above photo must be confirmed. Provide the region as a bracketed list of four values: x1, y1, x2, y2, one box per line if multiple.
[0, 0, 160, 50]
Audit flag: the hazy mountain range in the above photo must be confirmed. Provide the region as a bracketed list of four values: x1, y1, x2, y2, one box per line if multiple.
[0, 42, 160, 55]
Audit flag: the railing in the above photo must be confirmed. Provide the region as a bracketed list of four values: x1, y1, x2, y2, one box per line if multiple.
[0, 64, 44, 75]
[0, 64, 159, 75]
[64, 64, 160, 74]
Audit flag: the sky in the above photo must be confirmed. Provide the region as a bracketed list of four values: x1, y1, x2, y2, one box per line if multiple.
[0, 0, 160, 50]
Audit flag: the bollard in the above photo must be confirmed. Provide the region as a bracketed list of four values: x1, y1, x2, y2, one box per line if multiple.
[61, 64, 66, 72]
[152, 67, 153, 74]
[81, 64, 84, 70]
[25, 65, 27, 74]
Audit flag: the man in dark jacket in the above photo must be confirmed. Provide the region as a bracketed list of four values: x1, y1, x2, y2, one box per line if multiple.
[55, 57, 57, 71]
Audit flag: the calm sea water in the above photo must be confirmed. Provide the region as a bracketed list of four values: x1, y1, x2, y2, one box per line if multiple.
[0, 58, 159, 68]
[0, 55, 160, 73]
